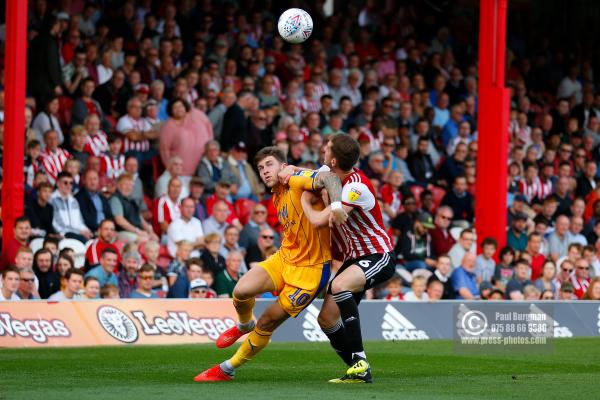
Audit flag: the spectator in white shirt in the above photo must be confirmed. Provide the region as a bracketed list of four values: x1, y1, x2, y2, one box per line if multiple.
[167, 197, 205, 258]
[51, 171, 93, 243]
[48, 268, 84, 301]
[1, 267, 21, 301]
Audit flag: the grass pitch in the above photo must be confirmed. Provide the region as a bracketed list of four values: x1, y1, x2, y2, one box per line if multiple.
[1, 339, 599, 400]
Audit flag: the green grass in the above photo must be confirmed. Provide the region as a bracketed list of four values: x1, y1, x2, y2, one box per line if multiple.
[1, 339, 600, 400]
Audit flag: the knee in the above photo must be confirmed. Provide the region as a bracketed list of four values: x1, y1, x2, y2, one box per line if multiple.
[232, 285, 250, 300]
[317, 311, 336, 329]
[330, 278, 347, 294]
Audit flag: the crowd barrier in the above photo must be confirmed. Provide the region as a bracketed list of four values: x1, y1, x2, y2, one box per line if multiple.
[1, 299, 599, 348]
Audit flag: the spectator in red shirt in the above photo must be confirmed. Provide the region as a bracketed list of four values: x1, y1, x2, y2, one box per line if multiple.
[1, 217, 32, 270]
[572, 259, 591, 299]
[430, 206, 455, 257]
[85, 219, 120, 271]
[526, 232, 546, 281]
[205, 180, 242, 229]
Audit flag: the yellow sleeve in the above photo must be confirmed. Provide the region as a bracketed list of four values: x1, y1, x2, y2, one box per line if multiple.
[288, 169, 318, 192]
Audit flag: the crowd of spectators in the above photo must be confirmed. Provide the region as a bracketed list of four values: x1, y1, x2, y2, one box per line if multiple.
[1, 0, 600, 302]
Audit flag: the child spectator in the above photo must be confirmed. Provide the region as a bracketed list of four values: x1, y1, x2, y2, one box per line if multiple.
[167, 240, 193, 287]
[475, 237, 497, 284]
[100, 284, 120, 299]
[384, 276, 403, 300]
[404, 276, 429, 301]
[493, 246, 515, 289]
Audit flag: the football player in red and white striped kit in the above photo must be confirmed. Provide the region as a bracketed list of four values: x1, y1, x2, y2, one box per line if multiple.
[298, 134, 396, 383]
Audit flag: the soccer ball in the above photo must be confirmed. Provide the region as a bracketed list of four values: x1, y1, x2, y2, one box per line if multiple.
[278, 8, 313, 44]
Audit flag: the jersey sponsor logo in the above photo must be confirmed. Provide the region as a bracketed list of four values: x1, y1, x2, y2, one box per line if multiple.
[293, 169, 316, 178]
[97, 306, 139, 343]
[0, 312, 71, 343]
[381, 304, 429, 340]
[347, 188, 361, 202]
[302, 304, 329, 342]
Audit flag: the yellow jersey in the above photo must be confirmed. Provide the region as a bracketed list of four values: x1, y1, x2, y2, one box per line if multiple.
[271, 169, 332, 267]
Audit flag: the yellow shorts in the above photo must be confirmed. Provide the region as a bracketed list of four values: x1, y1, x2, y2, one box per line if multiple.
[258, 251, 331, 317]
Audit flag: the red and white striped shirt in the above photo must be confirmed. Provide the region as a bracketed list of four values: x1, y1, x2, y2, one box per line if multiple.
[40, 148, 71, 185]
[100, 154, 125, 179]
[571, 276, 590, 300]
[332, 169, 394, 260]
[518, 177, 543, 203]
[116, 115, 152, 153]
[84, 130, 109, 157]
[299, 96, 321, 113]
[156, 195, 181, 226]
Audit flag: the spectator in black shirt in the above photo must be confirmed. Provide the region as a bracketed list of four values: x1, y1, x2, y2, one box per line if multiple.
[427, 255, 455, 299]
[245, 227, 276, 269]
[26, 182, 56, 238]
[33, 248, 60, 299]
[441, 175, 474, 223]
[200, 232, 226, 276]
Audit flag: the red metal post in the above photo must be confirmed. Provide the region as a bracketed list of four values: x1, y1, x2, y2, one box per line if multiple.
[2, 0, 28, 257]
[475, 0, 510, 250]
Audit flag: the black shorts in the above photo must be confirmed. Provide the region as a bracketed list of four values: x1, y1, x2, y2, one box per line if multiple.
[328, 251, 396, 304]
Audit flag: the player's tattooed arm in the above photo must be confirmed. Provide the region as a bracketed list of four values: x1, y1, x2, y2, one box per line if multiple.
[314, 171, 348, 225]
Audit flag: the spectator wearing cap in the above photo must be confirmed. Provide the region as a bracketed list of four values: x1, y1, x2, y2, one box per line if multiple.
[441, 175, 474, 224]
[397, 212, 436, 272]
[196, 140, 237, 194]
[239, 204, 280, 249]
[155, 156, 189, 200]
[129, 264, 160, 299]
[227, 142, 262, 201]
[430, 206, 456, 257]
[214, 250, 243, 298]
[506, 213, 529, 253]
[451, 252, 479, 299]
[220, 91, 258, 153]
[159, 97, 214, 177]
[167, 197, 204, 258]
[189, 278, 216, 299]
[548, 215, 571, 262]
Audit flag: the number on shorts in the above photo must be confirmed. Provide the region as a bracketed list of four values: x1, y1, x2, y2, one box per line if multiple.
[288, 288, 310, 307]
[358, 260, 371, 268]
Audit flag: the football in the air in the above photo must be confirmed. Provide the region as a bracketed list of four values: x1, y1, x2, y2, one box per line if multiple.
[277, 8, 313, 44]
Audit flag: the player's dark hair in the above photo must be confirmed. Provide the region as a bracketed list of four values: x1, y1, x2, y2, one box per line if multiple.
[255, 146, 286, 165]
[330, 134, 360, 171]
